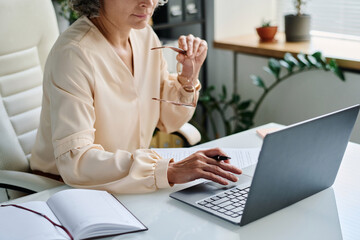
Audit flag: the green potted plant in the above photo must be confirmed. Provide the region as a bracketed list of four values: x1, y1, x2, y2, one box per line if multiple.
[285, 0, 311, 42]
[256, 20, 278, 42]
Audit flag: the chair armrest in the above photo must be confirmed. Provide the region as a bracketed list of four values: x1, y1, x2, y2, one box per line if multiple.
[175, 123, 201, 146]
[0, 170, 64, 193]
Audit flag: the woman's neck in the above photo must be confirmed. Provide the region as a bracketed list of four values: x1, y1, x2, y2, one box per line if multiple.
[90, 14, 134, 76]
[91, 14, 130, 49]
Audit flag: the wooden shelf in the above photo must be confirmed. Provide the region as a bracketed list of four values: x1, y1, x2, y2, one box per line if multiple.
[214, 33, 360, 71]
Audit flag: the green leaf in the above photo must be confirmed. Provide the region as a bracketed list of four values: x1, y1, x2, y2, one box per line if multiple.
[268, 58, 281, 79]
[312, 52, 326, 64]
[230, 93, 241, 104]
[280, 60, 293, 73]
[306, 55, 320, 67]
[219, 85, 227, 102]
[329, 59, 345, 81]
[297, 53, 310, 68]
[312, 52, 328, 69]
[250, 75, 267, 90]
[237, 100, 252, 110]
[199, 95, 211, 102]
[284, 53, 299, 67]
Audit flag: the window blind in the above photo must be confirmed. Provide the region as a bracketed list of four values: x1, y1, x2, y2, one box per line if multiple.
[276, 0, 360, 39]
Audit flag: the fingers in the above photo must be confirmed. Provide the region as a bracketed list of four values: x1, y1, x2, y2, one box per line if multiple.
[178, 34, 208, 58]
[185, 34, 195, 56]
[202, 164, 239, 183]
[197, 40, 208, 57]
[202, 147, 229, 158]
[201, 171, 230, 185]
[167, 148, 242, 186]
[178, 35, 187, 51]
[192, 150, 242, 183]
[207, 159, 243, 175]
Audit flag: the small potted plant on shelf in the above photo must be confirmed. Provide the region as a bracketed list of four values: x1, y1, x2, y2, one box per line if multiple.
[256, 20, 278, 42]
[285, 0, 311, 42]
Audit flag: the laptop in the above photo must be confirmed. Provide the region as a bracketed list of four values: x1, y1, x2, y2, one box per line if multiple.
[170, 105, 360, 226]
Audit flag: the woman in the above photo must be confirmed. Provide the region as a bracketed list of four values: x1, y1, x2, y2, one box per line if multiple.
[30, 0, 242, 193]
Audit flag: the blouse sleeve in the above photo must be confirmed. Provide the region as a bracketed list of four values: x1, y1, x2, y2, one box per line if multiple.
[48, 44, 172, 193]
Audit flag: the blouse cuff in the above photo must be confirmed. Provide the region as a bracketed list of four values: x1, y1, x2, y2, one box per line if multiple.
[154, 156, 174, 189]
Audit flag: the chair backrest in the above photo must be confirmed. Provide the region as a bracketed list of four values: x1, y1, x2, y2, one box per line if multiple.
[0, 0, 59, 172]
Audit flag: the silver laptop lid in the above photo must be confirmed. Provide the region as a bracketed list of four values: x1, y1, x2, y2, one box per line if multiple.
[240, 105, 360, 226]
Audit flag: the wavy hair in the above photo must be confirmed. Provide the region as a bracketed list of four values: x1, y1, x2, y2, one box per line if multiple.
[69, 0, 168, 18]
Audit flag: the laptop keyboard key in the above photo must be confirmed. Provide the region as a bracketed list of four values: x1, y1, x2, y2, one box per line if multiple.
[218, 201, 233, 208]
[224, 205, 236, 211]
[211, 197, 230, 205]
[231, 206, 244, 213]
[211, 206, 220, 210]
[224, 211, 233, 216]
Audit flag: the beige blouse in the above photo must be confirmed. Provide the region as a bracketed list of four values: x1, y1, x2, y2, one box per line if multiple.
[30, 16, 199, 193]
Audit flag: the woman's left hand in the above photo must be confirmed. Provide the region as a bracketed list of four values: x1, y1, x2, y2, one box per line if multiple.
[176, 34, 208, 81]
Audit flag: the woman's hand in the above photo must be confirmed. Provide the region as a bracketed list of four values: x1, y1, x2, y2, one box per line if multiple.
[176, 34, 208, 82]
[167, 148, 242, 185]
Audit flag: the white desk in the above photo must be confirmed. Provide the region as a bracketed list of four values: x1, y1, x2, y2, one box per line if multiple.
[6, 123, 360, 240]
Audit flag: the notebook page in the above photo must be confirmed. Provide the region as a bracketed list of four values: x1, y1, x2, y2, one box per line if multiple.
[47, 189, 145, 239]
[0, 201, 68, 240]
[152, 148, 260, 169]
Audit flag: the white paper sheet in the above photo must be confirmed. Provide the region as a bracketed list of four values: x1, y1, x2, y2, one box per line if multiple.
[152, 148, 260, 169]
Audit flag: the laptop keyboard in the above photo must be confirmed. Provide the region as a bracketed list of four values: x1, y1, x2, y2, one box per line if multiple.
[196, 186, 250, 218]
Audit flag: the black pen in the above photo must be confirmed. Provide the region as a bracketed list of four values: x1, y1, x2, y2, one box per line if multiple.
[211, 155, 231, 161]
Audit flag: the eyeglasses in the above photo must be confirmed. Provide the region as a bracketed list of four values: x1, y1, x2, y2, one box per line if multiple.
[0, 204, 73, 240]
[151, 46, 197, 107]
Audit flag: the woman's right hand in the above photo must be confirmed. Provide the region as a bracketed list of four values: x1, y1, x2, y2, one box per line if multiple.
[167, 148, 242, 185]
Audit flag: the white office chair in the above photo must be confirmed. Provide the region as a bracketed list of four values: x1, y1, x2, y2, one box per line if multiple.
[0, 0, 64, 202]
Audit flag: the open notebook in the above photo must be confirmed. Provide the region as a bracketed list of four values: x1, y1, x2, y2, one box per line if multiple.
[0, 189, 147, 240]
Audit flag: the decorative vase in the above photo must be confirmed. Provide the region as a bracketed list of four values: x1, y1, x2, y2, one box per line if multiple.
[284, 14, 311, 42]
[256, 26, 278, 42]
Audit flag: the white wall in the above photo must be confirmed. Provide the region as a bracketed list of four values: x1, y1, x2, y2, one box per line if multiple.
[214, 0, 276, 40]
[236, 53, 360, 143]
[210, 1, 360, 143]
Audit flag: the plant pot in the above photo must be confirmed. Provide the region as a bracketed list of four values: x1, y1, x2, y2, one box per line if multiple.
[256, 26, 278, 42]
[285, 14, 311, 42]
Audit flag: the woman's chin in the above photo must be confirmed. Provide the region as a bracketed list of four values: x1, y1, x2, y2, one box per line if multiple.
[132, 21, 150, 29]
